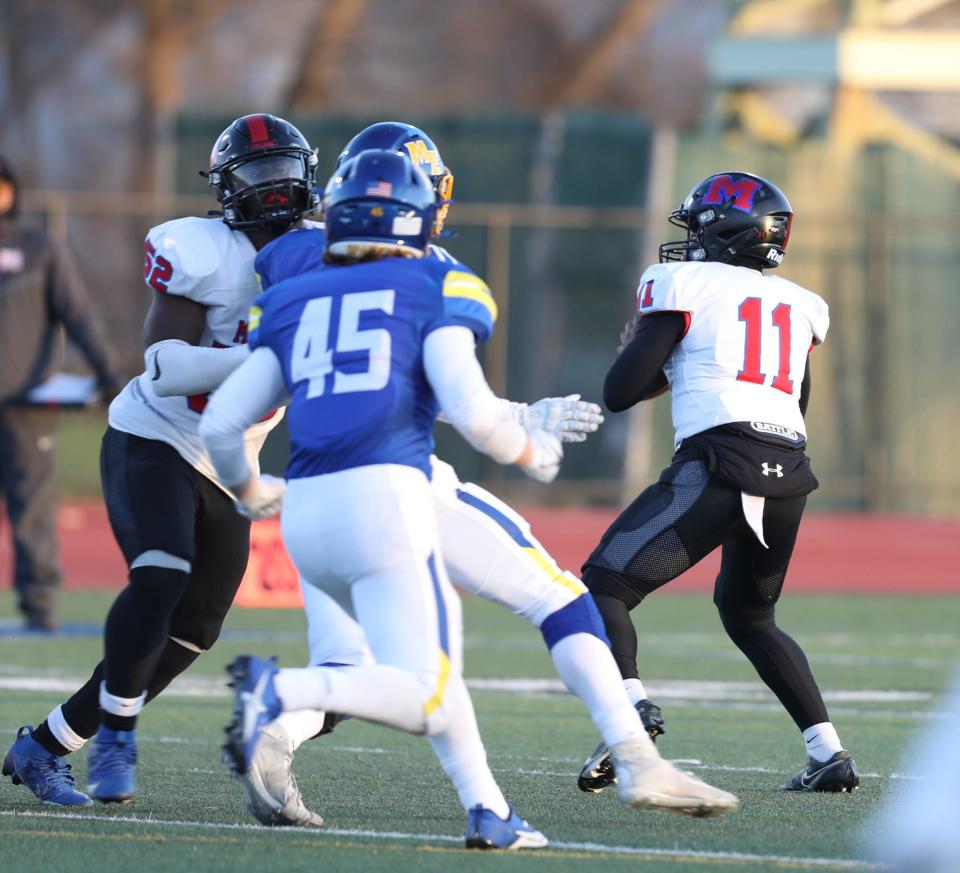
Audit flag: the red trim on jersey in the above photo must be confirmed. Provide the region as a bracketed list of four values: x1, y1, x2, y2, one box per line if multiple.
[638, 279, 654, 310]
[246, 114, 274, 147]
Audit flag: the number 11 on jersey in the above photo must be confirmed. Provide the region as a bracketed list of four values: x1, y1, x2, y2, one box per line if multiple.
[736, 297, 794, 394]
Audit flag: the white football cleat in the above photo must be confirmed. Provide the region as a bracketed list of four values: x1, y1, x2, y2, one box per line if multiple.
[611, 738, 739, 818]
[234, 721, 324, 827]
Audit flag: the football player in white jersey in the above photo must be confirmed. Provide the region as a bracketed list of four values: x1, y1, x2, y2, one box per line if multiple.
[2, 114, 319, 806]
[577, 172, 859, 795]
[234, 124, 739, 829]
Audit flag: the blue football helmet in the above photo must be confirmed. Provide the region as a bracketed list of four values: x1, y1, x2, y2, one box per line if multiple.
[337, 122, 454, 237]
[323, 149, 437, 258]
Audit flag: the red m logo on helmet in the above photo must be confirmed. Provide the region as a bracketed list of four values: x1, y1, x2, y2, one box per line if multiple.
[702, 175, 762, 212]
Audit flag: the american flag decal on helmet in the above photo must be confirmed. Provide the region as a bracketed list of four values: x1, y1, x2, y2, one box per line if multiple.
[366, 180, 393, 197]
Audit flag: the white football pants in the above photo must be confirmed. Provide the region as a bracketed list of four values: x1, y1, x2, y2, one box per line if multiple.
[279, 464, 461, 735]
[300, 457, 587, 669]
[280, 463, 511, 814]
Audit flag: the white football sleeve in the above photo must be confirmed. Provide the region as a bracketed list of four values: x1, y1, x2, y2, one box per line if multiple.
[145, 339, 250, 398]
[200, 346, 289, 491]
[423, 326, 528, 464]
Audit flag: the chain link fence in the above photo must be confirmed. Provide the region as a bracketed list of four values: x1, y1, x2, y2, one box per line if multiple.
[20, 113, 960, 515]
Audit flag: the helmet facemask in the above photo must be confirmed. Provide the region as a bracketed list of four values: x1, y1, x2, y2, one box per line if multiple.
[431, 167, 454, 237]
[212, 150, 318, 230]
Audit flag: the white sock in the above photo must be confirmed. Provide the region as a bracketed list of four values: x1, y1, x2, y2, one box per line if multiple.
[273, 709, 329, 750]
[98, 682, 146, 720]
[428, 677, 510, 818]
[273, 665, 429, 734]
[550, 633, 656, 754]
[623, 677, 648, 706]
[46, 705, 87, 753]
[803, 722, 843, 763]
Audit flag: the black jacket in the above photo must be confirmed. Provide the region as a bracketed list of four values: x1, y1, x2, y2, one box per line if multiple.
[0, 216, 119, 404]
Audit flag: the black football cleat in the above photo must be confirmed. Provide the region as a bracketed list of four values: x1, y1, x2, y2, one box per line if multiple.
[578, 699, 666, 794]
[782, 750, 860, 793]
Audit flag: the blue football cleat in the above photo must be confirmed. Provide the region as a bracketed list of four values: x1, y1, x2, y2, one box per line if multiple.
[2, 725, 92, 806]
[224, 655, 282, 775]
[87, 727, 137, 803]
[464, 804, 548, 850]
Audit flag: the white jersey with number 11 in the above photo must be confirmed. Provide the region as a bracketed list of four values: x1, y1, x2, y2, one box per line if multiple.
[635, 260, 829, 447]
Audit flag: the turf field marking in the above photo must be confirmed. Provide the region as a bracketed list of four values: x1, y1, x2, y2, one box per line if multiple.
[0, 809, 879, 869]
[490, 764, 914, 781]
[0, 673, 935, 704]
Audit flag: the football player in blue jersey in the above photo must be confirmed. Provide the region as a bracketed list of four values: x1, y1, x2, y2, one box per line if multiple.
[205, 149, 555, 848]
[239, 122, 736, 828]
[202, 147, 739, 844]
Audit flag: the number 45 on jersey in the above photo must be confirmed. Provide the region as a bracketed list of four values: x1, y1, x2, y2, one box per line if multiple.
[292, 290, 395, 398]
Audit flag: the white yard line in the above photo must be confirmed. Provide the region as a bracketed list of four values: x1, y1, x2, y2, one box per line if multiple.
[0, 809, 879, 869]
[1, 674, 931, 704]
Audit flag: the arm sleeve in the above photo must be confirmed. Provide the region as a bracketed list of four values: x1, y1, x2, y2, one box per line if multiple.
[145, 339, 250, 397]
[603, 312, 687, 412]
[799, 354, 811, 417]
[200, 346, 288, 490]
[46, 239, 119, 386]
[423, 326, 527, 464]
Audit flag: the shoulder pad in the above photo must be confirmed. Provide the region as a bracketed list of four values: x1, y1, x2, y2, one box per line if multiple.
[635, 262, 684, 314]
[145, 217, 236, 298]
[439, 268, 497, 343]
[427, 244, 473, 272]
[794, 283, 830, 345]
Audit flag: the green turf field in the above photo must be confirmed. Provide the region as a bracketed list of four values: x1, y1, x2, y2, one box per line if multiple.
[2, 590, 958, 872]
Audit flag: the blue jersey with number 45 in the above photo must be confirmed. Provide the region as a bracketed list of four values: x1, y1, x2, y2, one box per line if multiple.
[248, 255, 497, 479]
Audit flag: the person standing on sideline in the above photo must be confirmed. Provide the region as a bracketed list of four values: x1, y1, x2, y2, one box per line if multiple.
[0, 155, 121, 631]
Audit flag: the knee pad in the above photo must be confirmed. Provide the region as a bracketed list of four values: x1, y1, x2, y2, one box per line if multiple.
[717, 603, 776, 641]
[126, 563, 189, 613]
[540, 594, 610, 650]
[582, 565, 645, 610]
[130, 550, 191, 573]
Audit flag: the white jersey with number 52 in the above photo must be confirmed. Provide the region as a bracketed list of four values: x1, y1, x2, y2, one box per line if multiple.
[109, 216, 286, 487]
[635, 260, 829, 447]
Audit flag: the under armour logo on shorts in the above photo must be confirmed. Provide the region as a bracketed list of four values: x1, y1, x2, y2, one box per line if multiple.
[761, 462, 784, 478]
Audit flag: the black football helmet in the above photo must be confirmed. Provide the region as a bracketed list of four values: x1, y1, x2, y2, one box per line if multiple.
[205, 114, 318, 230]
[336, 122, 454, 237]
[659, 172, 793, 269]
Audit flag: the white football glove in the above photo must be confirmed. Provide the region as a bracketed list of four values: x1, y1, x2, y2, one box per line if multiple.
[234, 474, 286, 521]
[518, 429, 564, 484]
[521, 394, 604, 444]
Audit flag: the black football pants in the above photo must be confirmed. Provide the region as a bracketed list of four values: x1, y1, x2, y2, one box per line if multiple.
[58, 429, 249, 737]
[582, 458, 830, 731]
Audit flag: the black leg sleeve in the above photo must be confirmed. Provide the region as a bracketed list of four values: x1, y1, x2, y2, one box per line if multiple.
[717, 605, 829, 731]
[33, 636, 203, 756]
[144, 638, 201, 703]
[584, 569, 641, 681]
[101, 565, 189, 725]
